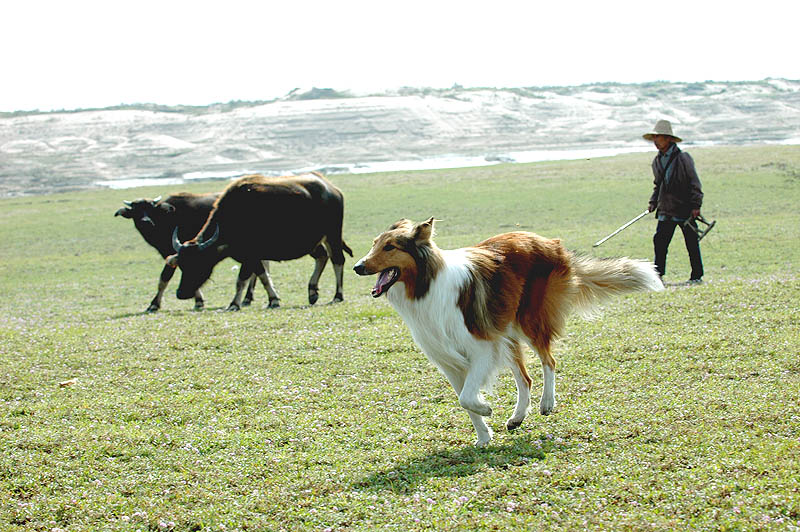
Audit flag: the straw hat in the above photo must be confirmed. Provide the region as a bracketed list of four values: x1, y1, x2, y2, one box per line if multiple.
[643, 119, 682, 142]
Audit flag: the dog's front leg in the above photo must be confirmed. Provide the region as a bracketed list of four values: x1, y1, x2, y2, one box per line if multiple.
[458, 353, 494, 418]
[466, 411, 493, 448]
[440, 365, 493, 447]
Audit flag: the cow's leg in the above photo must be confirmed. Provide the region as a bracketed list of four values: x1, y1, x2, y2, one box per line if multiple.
[242, 275, 257, 307]
[256, 260, 281, 308]
[331, 263, 345, 303]
[325, 238, 346, 303]
[193, 288, 205, 311]
[147, 265, 176, 312]
[227, 262, 254, 311]
[307, 245, 328, 305]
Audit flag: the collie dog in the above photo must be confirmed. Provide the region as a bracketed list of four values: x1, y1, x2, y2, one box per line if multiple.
[354, 218, 663, 446]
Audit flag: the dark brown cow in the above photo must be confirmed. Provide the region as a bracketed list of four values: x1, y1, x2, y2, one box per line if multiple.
[115, 193, 276, 311]
[168, 173, 352, 309]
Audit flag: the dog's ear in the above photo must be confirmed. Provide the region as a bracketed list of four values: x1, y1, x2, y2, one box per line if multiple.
[413, 217, 436, 243]
[389, 218, 412, 231]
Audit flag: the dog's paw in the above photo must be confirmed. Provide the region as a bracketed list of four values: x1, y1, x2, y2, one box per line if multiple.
[475, 427, 493, 447]
[506, 417, 525, 431]
[539, 395, 556, 416]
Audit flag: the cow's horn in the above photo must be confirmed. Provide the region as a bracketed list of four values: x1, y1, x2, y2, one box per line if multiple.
[197, 224, 220, 251]
[152, 196, 162, 204]
[172, 227, 183, 252]
[123, 200, 133, 207]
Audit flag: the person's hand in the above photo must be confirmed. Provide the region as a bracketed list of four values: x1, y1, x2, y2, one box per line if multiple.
[691, 209, 701, 219]
[648, 203, 656, 213]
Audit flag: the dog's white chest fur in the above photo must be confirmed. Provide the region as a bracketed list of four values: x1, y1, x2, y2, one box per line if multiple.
[386, 249, 477, 371]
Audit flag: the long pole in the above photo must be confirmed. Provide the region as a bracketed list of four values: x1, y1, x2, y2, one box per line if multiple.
[593, 209, 651, 248]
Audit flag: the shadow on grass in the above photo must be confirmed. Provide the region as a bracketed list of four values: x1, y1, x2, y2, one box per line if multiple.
[108, 302, 316, 320]
[108, 308, 225, 319]
[355, 433, 564, 493]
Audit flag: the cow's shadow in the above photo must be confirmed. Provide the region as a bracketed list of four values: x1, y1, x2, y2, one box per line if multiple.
[110, 302, 324, 319]
[109, 308, 213, 319]
[354, 433, 565, 494]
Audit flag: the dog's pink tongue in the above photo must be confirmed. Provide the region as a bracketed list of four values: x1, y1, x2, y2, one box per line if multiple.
[371, 270, 393, 297]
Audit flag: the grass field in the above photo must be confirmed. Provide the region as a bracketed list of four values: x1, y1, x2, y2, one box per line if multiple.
[1, 145, 798, 531]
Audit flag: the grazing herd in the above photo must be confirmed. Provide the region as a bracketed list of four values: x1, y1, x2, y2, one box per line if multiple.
[117, 172, 351, 311]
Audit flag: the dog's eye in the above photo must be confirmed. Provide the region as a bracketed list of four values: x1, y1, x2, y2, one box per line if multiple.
[383, 244, 395, 252]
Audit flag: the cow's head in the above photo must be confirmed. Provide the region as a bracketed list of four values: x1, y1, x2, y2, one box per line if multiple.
[114, 196, 172, 230]
[167, 224, 227, 299]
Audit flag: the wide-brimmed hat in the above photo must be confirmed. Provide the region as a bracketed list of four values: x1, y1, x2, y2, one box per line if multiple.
[643, 119, 682, 142]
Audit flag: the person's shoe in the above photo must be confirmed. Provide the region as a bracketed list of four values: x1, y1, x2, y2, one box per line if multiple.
[687, 278, 703, 285]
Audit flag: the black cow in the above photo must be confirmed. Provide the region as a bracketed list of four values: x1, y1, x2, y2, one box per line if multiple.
[115, 193, 277, 312]
[167, 173, 352, 309]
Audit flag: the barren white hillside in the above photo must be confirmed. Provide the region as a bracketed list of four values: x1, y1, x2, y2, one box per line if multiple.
[1, 80, 798, 195]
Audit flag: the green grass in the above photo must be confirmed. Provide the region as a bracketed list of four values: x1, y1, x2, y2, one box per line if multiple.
[1, 145, 799, 531]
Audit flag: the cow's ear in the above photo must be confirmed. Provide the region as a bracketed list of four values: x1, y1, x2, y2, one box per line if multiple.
[158, 202, 175, 214]
[413, 217, 436, 243]
[115, 207, 133, 218]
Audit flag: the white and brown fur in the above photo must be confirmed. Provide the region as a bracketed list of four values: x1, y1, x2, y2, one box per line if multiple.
[354, 218, 663, 446]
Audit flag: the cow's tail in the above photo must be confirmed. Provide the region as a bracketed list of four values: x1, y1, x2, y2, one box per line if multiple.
[343, 240, 353, 257]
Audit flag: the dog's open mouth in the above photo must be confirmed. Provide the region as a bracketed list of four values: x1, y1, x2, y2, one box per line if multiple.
[372, 267, 399, 297]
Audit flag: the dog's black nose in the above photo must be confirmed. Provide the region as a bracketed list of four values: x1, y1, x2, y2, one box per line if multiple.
[353, 263, 366, 275]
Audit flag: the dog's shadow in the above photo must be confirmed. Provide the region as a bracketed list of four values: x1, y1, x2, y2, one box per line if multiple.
[355, 433, 564, 494]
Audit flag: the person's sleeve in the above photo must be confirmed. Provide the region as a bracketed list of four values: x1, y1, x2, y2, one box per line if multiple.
[684, 154, 703, 209]
[648, 160, 660, 207]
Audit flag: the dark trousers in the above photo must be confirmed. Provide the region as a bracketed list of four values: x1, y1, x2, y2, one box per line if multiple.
[653, 219, 704, 280]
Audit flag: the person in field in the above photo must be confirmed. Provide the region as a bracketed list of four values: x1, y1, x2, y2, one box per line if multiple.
[644, 119, 704, 284]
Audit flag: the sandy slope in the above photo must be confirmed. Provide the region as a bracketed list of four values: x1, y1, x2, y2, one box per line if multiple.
[1, 80, 798, 195]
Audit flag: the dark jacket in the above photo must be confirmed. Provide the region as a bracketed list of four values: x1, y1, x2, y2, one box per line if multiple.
[648, 144, 703, 219]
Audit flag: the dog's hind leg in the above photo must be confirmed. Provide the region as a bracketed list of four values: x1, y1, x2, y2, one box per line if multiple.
[533, 339, 557, 415]
[439, 364, 493, 447]
[507, 341, 532, 430]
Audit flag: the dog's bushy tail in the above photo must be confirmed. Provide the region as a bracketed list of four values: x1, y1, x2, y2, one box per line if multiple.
[569, 254, 663, 317]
